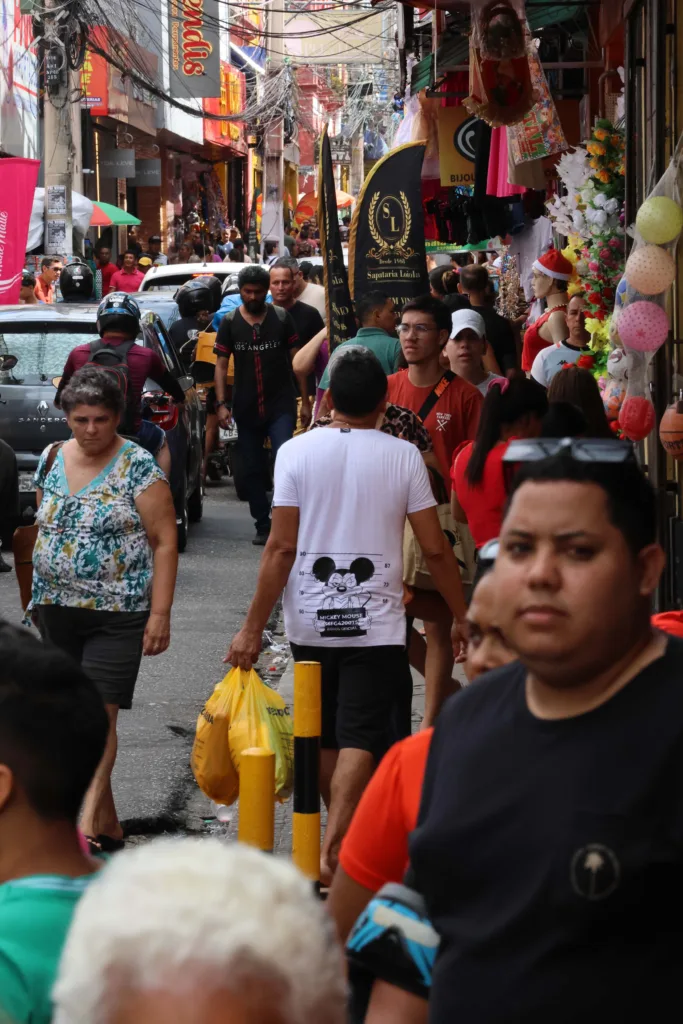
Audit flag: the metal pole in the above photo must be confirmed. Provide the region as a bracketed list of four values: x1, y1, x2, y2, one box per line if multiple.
[238, 747, 275, 852]
[43, 0, 74, 259]
[292, 661, 321, 887]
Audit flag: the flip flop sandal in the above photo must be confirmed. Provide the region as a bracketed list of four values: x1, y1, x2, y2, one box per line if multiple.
[84, 834, 126, 856]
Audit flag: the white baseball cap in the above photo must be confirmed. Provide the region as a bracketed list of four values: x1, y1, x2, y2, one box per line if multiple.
[450, 308, 486, 340]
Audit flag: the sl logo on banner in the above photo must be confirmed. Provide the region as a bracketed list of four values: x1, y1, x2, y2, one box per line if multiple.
[368, 192, 415, 262]
[437, 109, 477, 188]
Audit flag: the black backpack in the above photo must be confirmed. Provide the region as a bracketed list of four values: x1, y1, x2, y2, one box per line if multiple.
[84, 339, 137, 434]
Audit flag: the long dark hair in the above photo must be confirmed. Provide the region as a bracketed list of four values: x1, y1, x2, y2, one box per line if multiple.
[546, 366, 612, 438]
[466, 375, 548, 486]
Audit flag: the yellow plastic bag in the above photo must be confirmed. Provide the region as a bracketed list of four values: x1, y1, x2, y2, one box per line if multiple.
[191, 674, 240, 805]
[191, 667, 294, 806]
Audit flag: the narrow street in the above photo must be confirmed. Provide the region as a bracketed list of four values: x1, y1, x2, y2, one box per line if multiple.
[0, 479, 266, 838]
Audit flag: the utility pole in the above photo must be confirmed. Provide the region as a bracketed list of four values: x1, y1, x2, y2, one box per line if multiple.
[261, 1, 285, 257]
[350, 128, 364, 196]
[43, 0, 74, 258]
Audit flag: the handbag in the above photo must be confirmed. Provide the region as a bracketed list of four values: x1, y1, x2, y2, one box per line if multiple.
[12, 441, 63, 611]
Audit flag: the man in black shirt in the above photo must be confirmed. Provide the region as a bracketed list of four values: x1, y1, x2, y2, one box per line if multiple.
[458, 263, 517, 373]
[367, 444, 683, 1024]
[214, 265, 303, 544]
[270, 258, 325, 425]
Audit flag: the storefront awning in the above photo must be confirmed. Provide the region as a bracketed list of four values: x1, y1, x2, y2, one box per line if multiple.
[229, 43, 266, 76]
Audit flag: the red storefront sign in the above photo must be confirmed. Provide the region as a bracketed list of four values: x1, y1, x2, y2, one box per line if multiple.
[203, 62, 246, 150]
[80, 27, 109, 115]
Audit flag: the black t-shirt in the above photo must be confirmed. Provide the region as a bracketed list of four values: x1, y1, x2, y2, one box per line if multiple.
[213, 305, 299, 425]
[286, 300, 324, 346]
[169, 315, 202, 371]
[410, 639, 683, 1024]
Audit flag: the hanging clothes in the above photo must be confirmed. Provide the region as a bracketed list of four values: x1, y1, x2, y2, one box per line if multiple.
[487, 127, 526, 198]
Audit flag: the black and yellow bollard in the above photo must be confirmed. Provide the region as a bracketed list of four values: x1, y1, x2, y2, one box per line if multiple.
[238, 747, 275, 852]
[292, 661, 321, 887]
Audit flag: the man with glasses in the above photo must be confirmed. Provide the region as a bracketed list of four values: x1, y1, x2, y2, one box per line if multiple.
[214, 265, 304, 545]
[365, 439, 683, 1024]
[387, 296, 482, 485]
[34, 258, 63, 304]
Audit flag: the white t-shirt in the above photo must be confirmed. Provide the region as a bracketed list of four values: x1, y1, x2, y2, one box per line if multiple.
[531, 342, 589, 387]
[300, 281, 326, 319]
[474, 371, 500, 396]
[273, 428, 435, 647]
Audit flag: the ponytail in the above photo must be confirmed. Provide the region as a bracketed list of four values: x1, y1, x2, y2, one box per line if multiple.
[466, 375, 548, 487]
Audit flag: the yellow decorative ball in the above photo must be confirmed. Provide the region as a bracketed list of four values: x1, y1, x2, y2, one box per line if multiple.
[635, 196, 683, 245]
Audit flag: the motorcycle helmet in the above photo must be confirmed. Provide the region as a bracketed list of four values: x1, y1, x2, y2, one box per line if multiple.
[175, 275, 222, 318]
[59, 261, 94, 301]
[96, 292, 141, 338]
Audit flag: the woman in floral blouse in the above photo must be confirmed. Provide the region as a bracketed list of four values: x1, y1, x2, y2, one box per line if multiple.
[33, 366, 178, 853]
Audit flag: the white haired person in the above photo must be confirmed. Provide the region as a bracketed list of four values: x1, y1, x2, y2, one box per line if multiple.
[52, 838, 347, 1024]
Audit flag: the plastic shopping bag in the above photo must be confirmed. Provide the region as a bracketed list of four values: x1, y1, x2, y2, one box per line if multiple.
[191, 674, 240, 806]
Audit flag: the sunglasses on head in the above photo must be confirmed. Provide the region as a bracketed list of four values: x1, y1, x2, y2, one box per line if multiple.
[502, 437, 635, 465]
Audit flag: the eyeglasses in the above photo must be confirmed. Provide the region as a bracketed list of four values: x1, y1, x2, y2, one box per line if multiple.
[502, 437, 635, 465]
[397, 323, 437, 336]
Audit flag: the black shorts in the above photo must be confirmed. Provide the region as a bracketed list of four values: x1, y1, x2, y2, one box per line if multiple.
[37, 605, 149, 709]
[289, 643, 412, 759]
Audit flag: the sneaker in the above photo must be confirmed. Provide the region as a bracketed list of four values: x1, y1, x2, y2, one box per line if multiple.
[0, 553, 11, 573]
[252, 524, 271, 546]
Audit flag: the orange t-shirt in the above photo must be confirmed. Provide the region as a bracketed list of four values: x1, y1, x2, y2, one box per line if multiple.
[339, 729, 432, 891]
[386, 370, 482, 485]
[34, 277, 55, 304]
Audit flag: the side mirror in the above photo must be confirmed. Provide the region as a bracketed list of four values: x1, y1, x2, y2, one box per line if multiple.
[52, 376, 62, 388]
[178, 375, 195, 393]
[1, 354, 18, 371]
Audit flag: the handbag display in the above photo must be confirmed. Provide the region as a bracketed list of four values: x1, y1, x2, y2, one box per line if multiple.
[12, 442, 63, 611]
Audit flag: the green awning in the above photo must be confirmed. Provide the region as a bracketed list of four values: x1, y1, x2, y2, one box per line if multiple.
[410, 53, 433, 95]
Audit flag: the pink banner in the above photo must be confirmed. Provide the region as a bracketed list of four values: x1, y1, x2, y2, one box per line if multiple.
[0, 157, 40, 304]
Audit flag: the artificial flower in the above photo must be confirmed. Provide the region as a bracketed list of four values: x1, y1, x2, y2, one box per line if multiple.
[577, 354, 596, 369]
[597, 169, 611, 184]
[594, 128, 609, 141]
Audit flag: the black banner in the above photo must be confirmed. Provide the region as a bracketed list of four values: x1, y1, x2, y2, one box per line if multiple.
[348, 142, 428, 315]
[318, 128, 356, 351]
[247, 188, 260, 263]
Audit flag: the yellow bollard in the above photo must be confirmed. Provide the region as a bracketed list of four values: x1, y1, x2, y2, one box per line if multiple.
[292, 661, 321, 886]
[238, 747, 275, 853]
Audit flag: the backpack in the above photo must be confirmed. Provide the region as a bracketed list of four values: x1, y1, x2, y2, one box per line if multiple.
[84, 339, 137, 434]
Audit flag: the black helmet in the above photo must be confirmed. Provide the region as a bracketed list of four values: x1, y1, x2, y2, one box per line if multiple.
[96, 292, 141, 338]
[175, 275, 222, 318]
[60, 261, 94, 301]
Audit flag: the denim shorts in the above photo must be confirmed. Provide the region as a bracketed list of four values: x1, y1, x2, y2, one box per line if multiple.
[136, 419, 166, 456]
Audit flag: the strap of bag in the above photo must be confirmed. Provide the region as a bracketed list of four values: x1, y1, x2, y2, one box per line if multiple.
[416, 371, 455, 425]
[45, 440, 64, 475]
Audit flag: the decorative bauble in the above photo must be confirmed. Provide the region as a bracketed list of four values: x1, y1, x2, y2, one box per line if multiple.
[617, 300, 669, 352]
[619, 395, 656, 441]
[624, 245, 676, 295]
[606, 346, 630, 380]
[602, 379, 626, 421]
[636, 196, 683, 245]
[614, 275, 636, 312]
[659, 400, 683, 460]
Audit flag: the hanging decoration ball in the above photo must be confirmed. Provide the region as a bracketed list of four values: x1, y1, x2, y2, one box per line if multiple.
[659, 400, 683, 460]
[614, 275, 636, 312]
[617, 300, 670, 352]
[635, 196, 683, 245]
[619, 395, 656, 441]
[624, 245, 676, 295]
[602, 379, 626, 421]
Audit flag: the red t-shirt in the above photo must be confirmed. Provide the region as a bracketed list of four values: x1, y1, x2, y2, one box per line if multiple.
[58, 336, 185, 431]
[97, 262, 118, 294]
[339, 729, 432, 891]
[108, 268, 145, 294]
[386, 370, 482, 485]
[451, 440, 512, 549]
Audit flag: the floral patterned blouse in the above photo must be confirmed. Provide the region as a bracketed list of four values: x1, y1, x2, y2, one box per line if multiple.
[312, 402, 433, 453]
[32, 440, 165, 612]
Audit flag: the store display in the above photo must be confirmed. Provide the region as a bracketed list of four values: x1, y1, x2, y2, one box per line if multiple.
[465, 1, 536, 127]
[624, 244, 676, 296]
[635, 196, 683, 245]
[617, 300, 670, 352]
[659, 397, 683, 460]
[619, 394, 656, 442]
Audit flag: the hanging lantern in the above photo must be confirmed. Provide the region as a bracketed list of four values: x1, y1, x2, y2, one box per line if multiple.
[624, 245, 676, 295]
[636, 196, 683, 245]
[617, 300, 670, 352]
[659, 396, 683, 460]
[619, 395, 656, 441]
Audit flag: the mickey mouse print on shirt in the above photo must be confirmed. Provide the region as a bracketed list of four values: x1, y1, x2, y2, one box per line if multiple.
[311, 557, 375, 638]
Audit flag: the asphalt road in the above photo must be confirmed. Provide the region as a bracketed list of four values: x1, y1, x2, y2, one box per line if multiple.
[0, 478, 269, 837]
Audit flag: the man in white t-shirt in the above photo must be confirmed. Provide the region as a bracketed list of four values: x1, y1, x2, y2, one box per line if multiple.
[531, 292, 592, 388]
[227, 348, 467, 884]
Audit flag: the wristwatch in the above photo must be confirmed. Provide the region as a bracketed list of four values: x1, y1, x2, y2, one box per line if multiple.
[217, 400, 228, 409]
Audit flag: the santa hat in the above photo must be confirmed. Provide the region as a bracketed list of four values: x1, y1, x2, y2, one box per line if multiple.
[532, 248, 573, 281]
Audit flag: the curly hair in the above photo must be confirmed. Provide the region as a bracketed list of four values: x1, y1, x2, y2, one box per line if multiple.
[59, 366, 124, 416]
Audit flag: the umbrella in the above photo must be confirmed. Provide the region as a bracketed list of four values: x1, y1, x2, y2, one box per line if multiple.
[89, 201, 141, 227]
[293, 189, 355, 228]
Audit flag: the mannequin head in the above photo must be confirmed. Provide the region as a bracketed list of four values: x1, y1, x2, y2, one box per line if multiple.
[531, 268, 568, 300]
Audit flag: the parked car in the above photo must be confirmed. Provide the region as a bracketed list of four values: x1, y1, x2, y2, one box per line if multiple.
[140, 262, 250, 292]
[0, 304, 204, 552]
[132, 292, 182, 332]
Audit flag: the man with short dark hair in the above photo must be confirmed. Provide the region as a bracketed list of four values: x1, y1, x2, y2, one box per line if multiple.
[270, 255, 326, 319]
[108, 251, 145, 294]
[213, 265, 302, 544]
[264, 240, 279, 265]
[19, 272, 38, 305]
[369, 443, 683, 1024]
[227, 347, 467, 883]
[458, 263, 517, 373]
[319, 290, 400, 393]
[270, 260, 325, 427]
[34, 258, 62, 304]
[94, 246, 117, 298]
[0, 621, 108, 1024]
[531, 292, 592, 387]
[145, 235, 167, 266]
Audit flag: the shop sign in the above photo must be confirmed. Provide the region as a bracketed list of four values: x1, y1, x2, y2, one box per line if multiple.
[329, 137, 351, 163]
[203, 62, 245, 147]
[437, 107, 476, 187]
[80, 36, 109, 115]
[168, 0, 221, 100]
[100, 149, 136, 178]
[134, 158, 162, 187]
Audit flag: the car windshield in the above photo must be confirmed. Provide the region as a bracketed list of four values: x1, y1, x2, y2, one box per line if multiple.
[0, 324, 97, 385]
[143, 271, 226, 292]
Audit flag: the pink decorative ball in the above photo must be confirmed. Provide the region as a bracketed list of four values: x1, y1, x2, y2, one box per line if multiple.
[624, 245, 676, 295]
[619, 395, 656, 441]
[617, 300, 669, 352]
